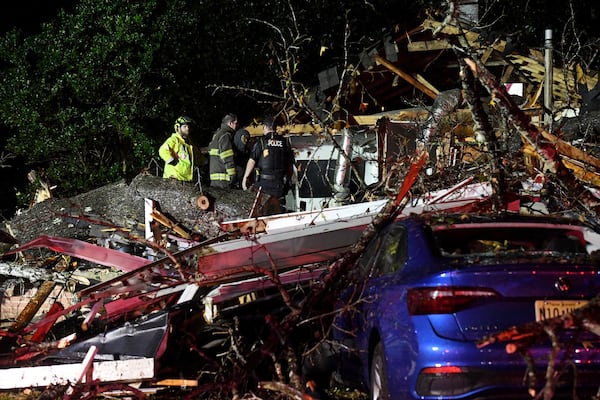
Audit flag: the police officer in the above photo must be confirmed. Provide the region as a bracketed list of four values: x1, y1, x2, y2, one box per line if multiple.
[242, 115, 294, 215]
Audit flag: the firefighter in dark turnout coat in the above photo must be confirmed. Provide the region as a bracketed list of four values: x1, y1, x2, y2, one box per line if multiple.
[208, 113, 238, 188]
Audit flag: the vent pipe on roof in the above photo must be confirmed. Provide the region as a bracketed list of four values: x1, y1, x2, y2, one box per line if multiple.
[544, 29, 553, 129]
[333, 128, 352, 200]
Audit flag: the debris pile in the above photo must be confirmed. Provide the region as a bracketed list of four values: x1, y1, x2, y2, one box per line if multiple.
[0, 13, 600, 400]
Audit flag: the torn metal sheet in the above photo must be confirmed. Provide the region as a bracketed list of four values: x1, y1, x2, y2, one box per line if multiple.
[197, 210, 379, 281]
[49, 310, 169, 362]
[203, 266, 327, 305]
[201, 266, 326, 324]
[201, 181, 492, 281]
[5, 235, 152, 272]
[221, 180, 491, 234]
[221, 198, 389, 234]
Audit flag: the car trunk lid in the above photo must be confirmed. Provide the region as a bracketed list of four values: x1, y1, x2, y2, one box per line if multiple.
[427, 262, 600, 341]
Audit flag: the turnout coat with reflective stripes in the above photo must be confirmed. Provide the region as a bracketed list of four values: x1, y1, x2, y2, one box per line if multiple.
[208, 124, 237, 187]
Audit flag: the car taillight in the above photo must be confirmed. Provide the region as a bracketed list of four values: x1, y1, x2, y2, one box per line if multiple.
[407, 287, 499, 315]
[421, 366, 463, 374]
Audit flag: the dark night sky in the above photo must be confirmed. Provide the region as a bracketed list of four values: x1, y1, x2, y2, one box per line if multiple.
[0, 1, 72, 217]
[0, 1, 74, 34]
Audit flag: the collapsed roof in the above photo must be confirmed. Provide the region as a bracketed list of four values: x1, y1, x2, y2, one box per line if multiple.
[340, 18, 598, 117]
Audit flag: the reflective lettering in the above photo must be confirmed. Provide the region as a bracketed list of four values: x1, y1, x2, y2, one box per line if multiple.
[267, 139, 283, 147]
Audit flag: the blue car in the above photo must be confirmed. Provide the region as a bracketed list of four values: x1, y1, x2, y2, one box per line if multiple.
[331, 213, 600, 399]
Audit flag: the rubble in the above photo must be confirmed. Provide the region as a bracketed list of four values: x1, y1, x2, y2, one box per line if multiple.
[0, 13, 600, 399]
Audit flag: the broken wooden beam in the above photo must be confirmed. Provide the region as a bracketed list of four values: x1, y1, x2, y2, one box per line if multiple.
[9, 256, 70, 332]
[374, 54, 438, 100]
[150, 209, 191, 239]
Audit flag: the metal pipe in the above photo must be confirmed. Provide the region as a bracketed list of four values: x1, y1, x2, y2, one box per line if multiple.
[544, 29, 553, 128]
[334, 128, 353, 196]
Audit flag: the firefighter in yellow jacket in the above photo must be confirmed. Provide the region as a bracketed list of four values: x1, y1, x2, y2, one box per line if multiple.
[159, 116, 197, 181]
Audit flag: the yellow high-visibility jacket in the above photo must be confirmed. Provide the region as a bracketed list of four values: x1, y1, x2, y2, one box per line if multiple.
[159, 132, 195, 181]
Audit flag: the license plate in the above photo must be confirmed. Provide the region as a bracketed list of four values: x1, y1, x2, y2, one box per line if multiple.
[535, 300, 588, 322]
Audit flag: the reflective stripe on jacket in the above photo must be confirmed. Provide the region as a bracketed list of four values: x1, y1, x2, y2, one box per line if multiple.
[208, 125, 237, 186]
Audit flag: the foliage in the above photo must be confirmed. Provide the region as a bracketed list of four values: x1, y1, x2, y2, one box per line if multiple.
[0, 0, 177, 195]
[0, 0, 418, 202]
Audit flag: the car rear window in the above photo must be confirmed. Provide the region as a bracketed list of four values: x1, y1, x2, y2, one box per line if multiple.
[431, 222, 593, 257]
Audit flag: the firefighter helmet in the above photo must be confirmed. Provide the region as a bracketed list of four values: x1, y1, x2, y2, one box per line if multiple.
[174, 116, 195, 131]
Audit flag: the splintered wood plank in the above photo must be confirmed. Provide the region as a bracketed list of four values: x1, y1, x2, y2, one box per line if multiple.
[561, 158, 600, 187]
[154, 379, 199, 387]
[407, 39, 451, 52]
[374, 55, 438, 99]
[505, 54, 580, 104]
[415, 73, 440, 96]
[541, 130, 600, 171]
